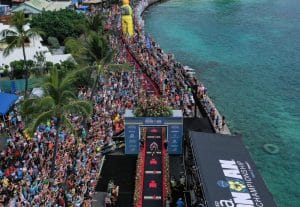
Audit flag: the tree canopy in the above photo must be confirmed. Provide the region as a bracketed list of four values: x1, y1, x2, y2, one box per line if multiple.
[30, 9, 86, 44]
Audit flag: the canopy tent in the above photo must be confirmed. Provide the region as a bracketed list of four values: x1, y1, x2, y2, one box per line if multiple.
[189, 131, 277, 207]
[0, 92, 19, 115]
[31, 87, 44, 97]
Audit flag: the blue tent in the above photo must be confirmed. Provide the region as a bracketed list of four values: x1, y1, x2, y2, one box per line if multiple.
[0, 93, 19, 116]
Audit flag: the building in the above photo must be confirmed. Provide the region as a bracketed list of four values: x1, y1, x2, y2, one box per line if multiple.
[11, 0, 71, 15]
[0, 23, 73, 68]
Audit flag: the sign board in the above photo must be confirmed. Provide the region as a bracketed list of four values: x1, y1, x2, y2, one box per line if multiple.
[190, 132, 278, 207]
[124, 110, 183, 154]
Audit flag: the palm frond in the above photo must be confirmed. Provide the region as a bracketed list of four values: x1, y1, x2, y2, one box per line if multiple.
[11, 11, 28, 32]
[3, 35, 19, 56]
[63, 100, 92, 118]
[86, 14, 105, 33]
[37, 95, 55, 109]
[85, 31, 111, 64]
[49, 67, 59, 87]
[21, 97, 39, 118]
[43, 82, 59, 104]
[61, 115, 74, 133]
[28, 110, 53, 133]
[59, 75, 76, 92]
[25, 28, 44, 41]
[61, 90, 77, 100]
[101, 49, 113, 65]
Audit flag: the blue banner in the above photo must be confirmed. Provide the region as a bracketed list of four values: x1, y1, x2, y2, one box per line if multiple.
[125, 115, 183, 154]
[125, 124, 140, 154]
[168, 124, 183, 154]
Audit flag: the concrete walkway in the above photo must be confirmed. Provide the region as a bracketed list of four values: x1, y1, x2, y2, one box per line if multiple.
[203, 95, 231, 135]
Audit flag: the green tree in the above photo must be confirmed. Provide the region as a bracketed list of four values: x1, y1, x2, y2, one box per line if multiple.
[64, 37, 87, 65]
[9, 60, 34, 79]
[59, 60, 77, 77]
[22, 67, 92, 177]
[83, 31, 130, 100]
[47, 36, 60, 49]
[33, 51, 46, 76]
[0, 11, 43, 94]
[85, 14, 105, 34]
[10, 60, 25, 79]
[30, 9, 86, 44]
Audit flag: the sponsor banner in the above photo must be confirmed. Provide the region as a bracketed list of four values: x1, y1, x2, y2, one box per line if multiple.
[215, 159, 266, 207]
[190, 132, 277, 207]
[125, 117, 182, 126]
[124, 124, 140, 154]
[124, 117, 183, 154]
[168, 124, 183, 154]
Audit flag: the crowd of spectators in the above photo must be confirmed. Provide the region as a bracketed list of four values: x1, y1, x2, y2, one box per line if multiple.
[108, 3, 196, 117]
[0, 30, 153, 206]
[0, 70, 151, 207]
[0, 105, 104, 206]
[128, 0, 228, 129]
[0, 1, 229, 206]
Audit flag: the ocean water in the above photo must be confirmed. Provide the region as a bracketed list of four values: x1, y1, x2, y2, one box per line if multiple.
[144, 0, 300, 206]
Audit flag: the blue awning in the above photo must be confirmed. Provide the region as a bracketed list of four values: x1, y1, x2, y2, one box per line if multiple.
[0, 93, 19, 116]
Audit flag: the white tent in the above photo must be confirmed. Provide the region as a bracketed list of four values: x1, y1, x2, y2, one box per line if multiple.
[31, 87, 44, 97]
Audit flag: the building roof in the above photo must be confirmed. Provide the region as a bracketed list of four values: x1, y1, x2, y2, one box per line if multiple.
[82, 0, 103, 4]
[12, 0, 70, 13]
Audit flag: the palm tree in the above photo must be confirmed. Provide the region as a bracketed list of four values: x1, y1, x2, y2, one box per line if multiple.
[85, 14, 105, 34]
[84, 31, 131, 100]
[22, 67, 92, 177]
[0, 11, 43, 94]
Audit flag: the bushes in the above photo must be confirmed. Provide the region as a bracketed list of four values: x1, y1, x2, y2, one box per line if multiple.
[64, 38, 86, 64]
[0, 65, 9, 77]
[47, 36, 60, 49]
[7, 59, 79, 79]
[30, 9, 86, 44]
[56, 60, 77, 77]
[10, 60, 26, 79]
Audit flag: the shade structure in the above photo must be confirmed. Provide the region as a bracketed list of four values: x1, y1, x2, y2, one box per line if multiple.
[189, 131, 277, 207]
[0, 92, 19, 115]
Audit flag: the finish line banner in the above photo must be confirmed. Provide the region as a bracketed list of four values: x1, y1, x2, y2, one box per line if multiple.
[124, 110, 183, 154]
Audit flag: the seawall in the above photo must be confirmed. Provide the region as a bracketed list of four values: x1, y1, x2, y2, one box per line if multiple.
[133, 0, 231, 135]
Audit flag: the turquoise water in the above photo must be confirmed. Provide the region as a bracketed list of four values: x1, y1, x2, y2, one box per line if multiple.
[144, 0, 300, 206]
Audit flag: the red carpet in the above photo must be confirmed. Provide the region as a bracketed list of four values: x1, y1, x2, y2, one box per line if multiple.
[122, 38, 166, 207]
[142, 127, 165, 207]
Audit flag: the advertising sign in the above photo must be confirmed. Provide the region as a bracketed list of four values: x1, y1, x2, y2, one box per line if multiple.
[190, 131, 278, 207]
[167, 123, 183, 154]
[124, 123, 140, 154]
[124, 110, 183, 155]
